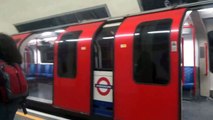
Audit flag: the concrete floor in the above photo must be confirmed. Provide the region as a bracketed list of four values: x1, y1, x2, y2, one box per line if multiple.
[15, 97, 213, 120]
[182, 98, 213, 120]
[15, 109, 70, 120]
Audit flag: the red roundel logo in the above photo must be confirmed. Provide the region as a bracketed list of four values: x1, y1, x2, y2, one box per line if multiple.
[95, 77, 112, 96]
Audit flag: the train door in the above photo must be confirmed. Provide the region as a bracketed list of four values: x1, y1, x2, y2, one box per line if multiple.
[114, 8, 186, 120]
[54, 22, 104, 114]
[92, 22, 121, 118]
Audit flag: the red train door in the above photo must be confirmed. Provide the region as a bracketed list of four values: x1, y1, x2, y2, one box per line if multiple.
[54, 22, 104, 114]
[114, 8, 186, 120]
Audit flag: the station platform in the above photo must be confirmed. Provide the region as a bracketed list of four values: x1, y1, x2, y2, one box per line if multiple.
[14, 97, 213, 120]
[15, 109, 70, 120]
[182, 97, 213, 120]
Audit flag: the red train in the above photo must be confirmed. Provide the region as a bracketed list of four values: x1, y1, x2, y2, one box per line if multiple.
[11, 1, 213, 120]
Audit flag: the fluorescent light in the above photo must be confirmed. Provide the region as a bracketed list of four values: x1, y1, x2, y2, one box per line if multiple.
[103, 23, 121, 28]
[115, 33, 134, 38]
[171, 29, 179, 32]
[148, 30, 170, 34]
[55, 41, 63, 43]
[102, 36, 114, 39]
[29, 37, 57, 43]
[29, 39, 42, 43]
[54, 29, 65, 33]
[134, 33, 140, 36]
[41, 32, 53, 36]
[66, 38, 92, 42]
[43, 37, 57, 41]
[198, 8, 213, 12]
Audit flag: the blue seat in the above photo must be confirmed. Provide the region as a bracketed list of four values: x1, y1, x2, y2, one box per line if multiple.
[26, 64, 37, 80]
[27, 64, 36, 76]
[27, 63, 53, 79]
[35, 64, 43, 76]
[183, 67, 194, 90]
[42, 64, 53, 78]
[48, 65, 53, 78]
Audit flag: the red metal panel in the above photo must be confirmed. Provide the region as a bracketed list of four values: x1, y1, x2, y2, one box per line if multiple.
[114, 8, 186, 120]
[54, 22, 104, 114]
[12, 33, 31, 47]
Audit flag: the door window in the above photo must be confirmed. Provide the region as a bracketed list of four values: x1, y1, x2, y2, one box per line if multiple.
[94, 24, 119, 70]
[58, 31, 82, 78]
[134, 19, 172, 84]
[208, 31, 213, 73]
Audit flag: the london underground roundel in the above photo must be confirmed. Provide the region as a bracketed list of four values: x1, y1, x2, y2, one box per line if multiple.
[95, 77, 112, 96]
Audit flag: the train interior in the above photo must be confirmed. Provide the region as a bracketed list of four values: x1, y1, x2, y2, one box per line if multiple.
[181, 11, 197, 99]
[181, 5, 213, 99]
[20, 29, 65, 103]
[181, 4, 213, 119]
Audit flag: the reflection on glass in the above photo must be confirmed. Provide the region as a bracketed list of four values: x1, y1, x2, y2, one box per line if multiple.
[58, 31, 82, 78]
[134, 19, 172, 84]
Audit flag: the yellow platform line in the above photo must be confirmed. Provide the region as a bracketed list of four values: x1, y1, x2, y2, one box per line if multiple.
[16, 111, 45, 120]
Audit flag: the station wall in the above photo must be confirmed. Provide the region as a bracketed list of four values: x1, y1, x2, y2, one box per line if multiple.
[0, 0, 141, 34]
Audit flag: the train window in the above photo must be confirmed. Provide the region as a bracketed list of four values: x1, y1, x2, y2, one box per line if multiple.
[134, 19, 171, 84]
[94, 23, 120, 70]
[38, 46, 54, 63]
[138, 0, 198, 11]
[58, 31, 82, 78]
[208, 31, 213, 73]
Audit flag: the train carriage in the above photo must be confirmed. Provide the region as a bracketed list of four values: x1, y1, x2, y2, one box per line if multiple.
[12, 1, 213, 120]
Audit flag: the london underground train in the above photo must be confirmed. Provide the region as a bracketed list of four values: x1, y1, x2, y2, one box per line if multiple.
[11, 1, 213, 120]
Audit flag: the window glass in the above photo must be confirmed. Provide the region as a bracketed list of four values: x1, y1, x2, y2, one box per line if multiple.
[38, 46, 54, 63]
[94, 25, 119, 70]
[139, 0, 199, 11]
[58, 31, 82, 78]
[134, 19, 171, 84]
[208, 31, 213, 73]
